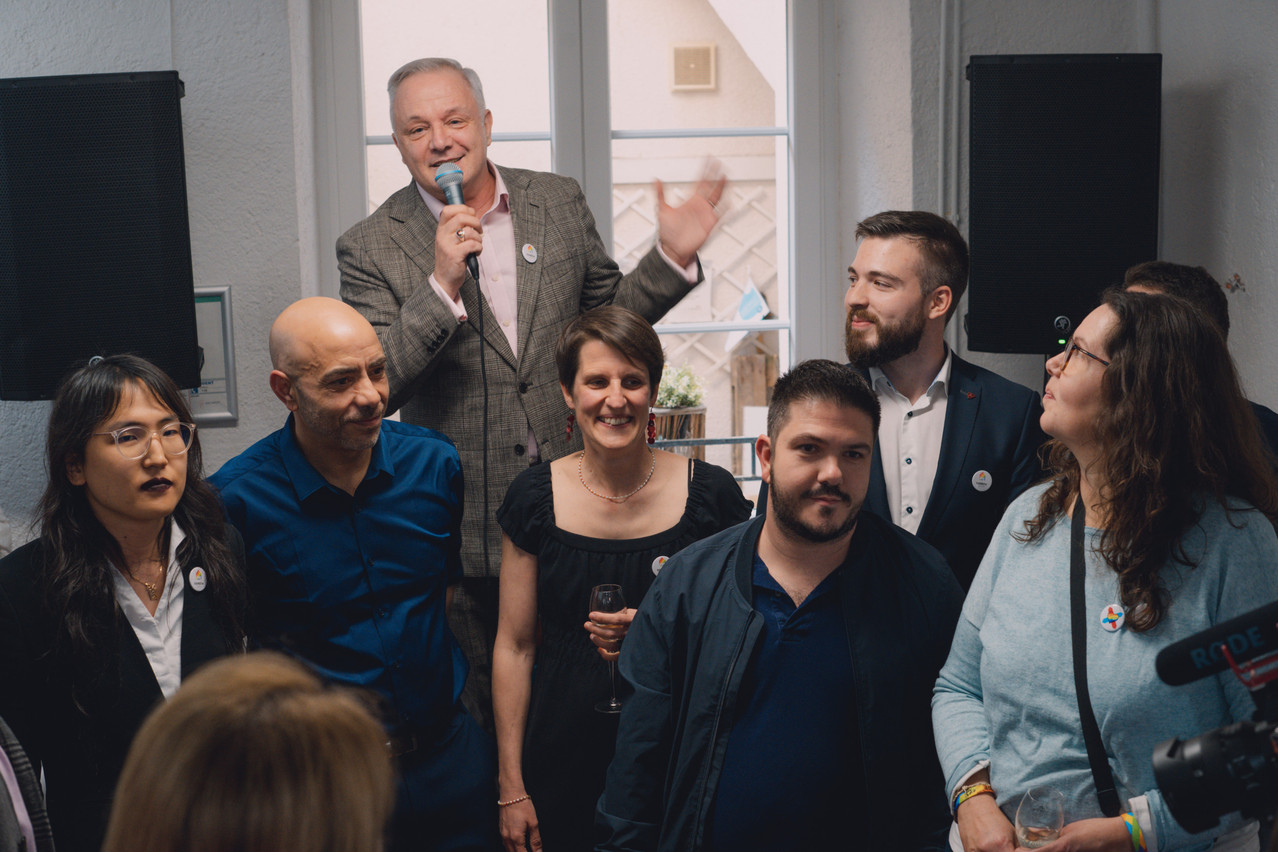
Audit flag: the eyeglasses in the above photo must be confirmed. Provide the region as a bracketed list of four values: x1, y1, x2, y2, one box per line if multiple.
[93, 422, 196, 460]
[1062, 338, 1110, 370]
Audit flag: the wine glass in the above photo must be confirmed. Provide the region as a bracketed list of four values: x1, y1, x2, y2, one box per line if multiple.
[589, 584, 626, 714]
[1015, 786, 1065, 848]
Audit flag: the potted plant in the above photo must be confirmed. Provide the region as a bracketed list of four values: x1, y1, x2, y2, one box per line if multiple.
[653, 363, 706, 459]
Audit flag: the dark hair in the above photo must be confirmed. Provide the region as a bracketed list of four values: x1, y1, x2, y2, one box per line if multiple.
[555, 306, 664, 392]
[767, 359, 881, 438]
[1123, 260, 1230, 339]
[37, 355, 246, 701]
[104, 652, 394, 852]
[1019, 290, 1278, 631]
[855, 210, 969, 319]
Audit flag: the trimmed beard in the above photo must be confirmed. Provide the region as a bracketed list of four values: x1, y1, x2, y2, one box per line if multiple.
[768, 478, 861, 544]
[844, 300, 929, 369]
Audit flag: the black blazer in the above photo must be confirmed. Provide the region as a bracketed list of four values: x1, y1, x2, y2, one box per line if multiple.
[862, 353, 1046, 590]
[0, 527, 245, 852]
[1251, 399, 1278, 462]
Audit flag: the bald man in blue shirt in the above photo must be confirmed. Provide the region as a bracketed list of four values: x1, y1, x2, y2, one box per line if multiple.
[210, 297, 495, 852]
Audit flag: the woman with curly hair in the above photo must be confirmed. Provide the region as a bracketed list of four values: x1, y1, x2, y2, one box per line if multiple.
[933, 289, 1278, 852]
[0, 355, 248, 852]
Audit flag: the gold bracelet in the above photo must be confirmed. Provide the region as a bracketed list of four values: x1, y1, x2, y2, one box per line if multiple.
[497, 794, 532, 808]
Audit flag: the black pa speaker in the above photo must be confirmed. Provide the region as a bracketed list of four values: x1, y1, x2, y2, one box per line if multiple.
[966, 54, 1161, 354]
[0, 71, 199, 400]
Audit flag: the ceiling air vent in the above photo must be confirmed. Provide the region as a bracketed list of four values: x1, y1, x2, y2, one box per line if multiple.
[672, 43, 716, 92]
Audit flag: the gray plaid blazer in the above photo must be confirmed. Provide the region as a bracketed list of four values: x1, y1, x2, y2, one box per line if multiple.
[339, 165, 696, 577]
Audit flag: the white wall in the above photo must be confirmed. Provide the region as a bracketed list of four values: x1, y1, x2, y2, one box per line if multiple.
[832, 0, 1277, 409]
[1156, 0, 1278, 410]
[0, 0, 307, 546]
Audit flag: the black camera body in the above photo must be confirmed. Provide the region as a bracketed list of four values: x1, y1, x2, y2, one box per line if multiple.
[1152, 600, 1278, 835]
[1153, 710, 1278, 834]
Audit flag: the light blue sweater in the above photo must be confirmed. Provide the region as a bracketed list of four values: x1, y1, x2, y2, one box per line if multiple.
[933, 483, 1278, 851]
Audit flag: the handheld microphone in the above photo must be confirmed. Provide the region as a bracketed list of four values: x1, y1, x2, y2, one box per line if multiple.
[1155, 599, 1278, 686]
[433, 163, 479, 281]
[432, 161, 491, 576]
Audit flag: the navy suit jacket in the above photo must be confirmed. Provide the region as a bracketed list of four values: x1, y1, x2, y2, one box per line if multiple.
[862, 353, 1046, 590]
[1250, 400, 1278, 462]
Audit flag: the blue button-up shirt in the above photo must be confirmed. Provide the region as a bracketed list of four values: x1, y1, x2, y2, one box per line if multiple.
[210, 416, 466, 737]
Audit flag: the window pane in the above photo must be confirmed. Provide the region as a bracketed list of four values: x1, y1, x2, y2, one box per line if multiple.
[358, 0, 551, 138]
[609, 1, 790, 450]
[654, 328, 787, 494]
[611, 137, 788, 325]
[359, 1, 552, 210]
[608, 0, 787, 131]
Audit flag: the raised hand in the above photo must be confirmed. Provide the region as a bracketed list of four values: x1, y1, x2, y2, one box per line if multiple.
[656, 159, 727, 267]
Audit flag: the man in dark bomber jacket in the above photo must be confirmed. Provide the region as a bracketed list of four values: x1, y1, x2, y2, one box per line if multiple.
[596, 361, 963, 852]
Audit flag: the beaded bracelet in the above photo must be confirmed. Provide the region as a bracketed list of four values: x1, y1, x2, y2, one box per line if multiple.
[1120, 813, 1147, 852]
[952, 782, 996, 815]
[498, 794, 531, 808]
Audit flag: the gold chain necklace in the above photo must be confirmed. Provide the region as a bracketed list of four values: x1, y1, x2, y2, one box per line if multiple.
[578, 446, 656, 503]
[125, 569, 162, 602]
[124, 558, 166, 601]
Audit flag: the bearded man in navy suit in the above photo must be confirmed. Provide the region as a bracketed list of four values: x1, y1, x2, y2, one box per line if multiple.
[842, 210, 1046, 589]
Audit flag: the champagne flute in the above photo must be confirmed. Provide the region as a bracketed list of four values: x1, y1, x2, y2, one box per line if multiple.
[1015, 786, 1065, 848]
[589, 584, 626, 714]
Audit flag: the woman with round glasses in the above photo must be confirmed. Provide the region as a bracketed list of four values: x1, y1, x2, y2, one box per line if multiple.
[0, 354, 248, 852]
[933, 290, 1278, 852]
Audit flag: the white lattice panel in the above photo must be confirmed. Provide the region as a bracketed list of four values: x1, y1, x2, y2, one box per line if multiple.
[612, 180, 783, 471]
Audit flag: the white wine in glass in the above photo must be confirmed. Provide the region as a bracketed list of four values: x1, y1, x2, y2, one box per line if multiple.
[1014, 786, 1065, 848]
[589, 584, 626, 714]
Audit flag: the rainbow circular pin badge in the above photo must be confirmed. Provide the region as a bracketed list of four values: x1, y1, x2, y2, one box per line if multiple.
[1100, 603, 1125, 632]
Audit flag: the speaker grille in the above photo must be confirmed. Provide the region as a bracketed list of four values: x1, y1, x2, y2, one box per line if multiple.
[967, 55, 1161, 354]
[672, 44, 716, 91]
[0, 71, 199, 400]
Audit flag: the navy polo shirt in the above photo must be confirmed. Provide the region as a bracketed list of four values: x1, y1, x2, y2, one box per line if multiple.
[210, 416, 466, 738]
[709, 553, 865, 851]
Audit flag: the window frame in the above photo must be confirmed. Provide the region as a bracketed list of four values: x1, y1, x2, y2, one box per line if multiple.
[309, 0, 840, 363]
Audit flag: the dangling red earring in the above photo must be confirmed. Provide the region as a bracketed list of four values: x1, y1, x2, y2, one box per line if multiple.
[647, 412, 657, 445]
[566, 412, 575, 441]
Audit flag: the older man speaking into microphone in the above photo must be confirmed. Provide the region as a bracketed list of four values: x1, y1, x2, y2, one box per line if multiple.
[339, 57, 725, 731]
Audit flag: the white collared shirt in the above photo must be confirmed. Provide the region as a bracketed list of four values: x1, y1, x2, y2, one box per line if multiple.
[111, 520, 186, 699]
[869, 349, 952, 534]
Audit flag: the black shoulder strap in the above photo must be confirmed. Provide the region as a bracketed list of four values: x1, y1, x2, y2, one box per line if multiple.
[1071, 496, 1123, 817]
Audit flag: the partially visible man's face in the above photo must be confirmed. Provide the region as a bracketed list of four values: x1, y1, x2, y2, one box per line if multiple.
[289, 328, 389, 455]
[843, 236, 933, 368]
[391, 68, 493, 205]
[759, 398, 873, 544]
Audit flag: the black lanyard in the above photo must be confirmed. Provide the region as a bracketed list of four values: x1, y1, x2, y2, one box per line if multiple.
[1070, 495, 1123, 817]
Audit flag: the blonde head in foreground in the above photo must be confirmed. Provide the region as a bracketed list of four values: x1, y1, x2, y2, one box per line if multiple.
[103, 651, 395, 852]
